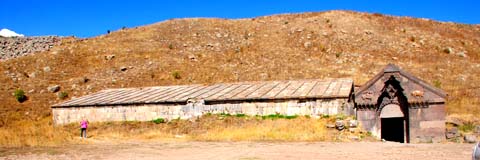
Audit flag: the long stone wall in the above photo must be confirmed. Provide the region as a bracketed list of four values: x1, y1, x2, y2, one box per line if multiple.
[52, 98, 350, 125]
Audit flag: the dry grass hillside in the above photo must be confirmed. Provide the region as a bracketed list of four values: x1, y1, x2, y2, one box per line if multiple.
[1, 10, 479, 146]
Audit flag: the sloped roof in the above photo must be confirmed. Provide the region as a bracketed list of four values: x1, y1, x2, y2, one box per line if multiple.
[355, 64, 447, 100]
[53, 78, 353, 107]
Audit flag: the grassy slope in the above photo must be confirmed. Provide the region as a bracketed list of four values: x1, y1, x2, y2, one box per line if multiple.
[0, 10, 479, 146]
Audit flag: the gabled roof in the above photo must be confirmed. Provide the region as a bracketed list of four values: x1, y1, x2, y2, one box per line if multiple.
[53, 78, 353, 108]
[355, 64, 447, 99]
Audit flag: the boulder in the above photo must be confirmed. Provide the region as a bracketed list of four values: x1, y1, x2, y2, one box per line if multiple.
[326, 124, 336, 128]
[188, 54, 197, 61]
[348, 120, 358, 128]
[303, 41, 312, 48]
[120, 66, 127, 71]
[43, 66, 51, 72]
[47, 85, 60, 93]
[464, 134, 477, 143]
[76, 77, 89, 84]
[445, 127, 459, 139]
[444, 47, 453, 54]
[456, 51, 467, 58]
[446, 117, 463, 126]
[105, 54, 115, 60]
[335, 120, 345, 130]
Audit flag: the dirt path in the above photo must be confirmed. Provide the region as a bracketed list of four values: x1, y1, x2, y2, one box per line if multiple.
[0, 141, 475, 160]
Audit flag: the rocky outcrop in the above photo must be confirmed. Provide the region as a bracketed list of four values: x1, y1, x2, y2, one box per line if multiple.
[0, 36, 63, 61]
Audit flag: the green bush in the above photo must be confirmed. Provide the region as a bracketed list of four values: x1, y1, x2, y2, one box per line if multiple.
[321, 114, 330, 119]
[235, 114, 246, 118]
[58, 91, 68, 99]
[14, 89, 27, 103]
[285, 115, 298, 119]
[336, 114, 346, 120]
[168, 44, 174, 49]
[172, 71, 181, 79]
[459, 122, 475, 132]
[220, 113, 232, 117]
[433, 80, 442, 88]
[261, 113, 298, 120]
[335, 52, 342, 58]
[152, 118, 166, 124]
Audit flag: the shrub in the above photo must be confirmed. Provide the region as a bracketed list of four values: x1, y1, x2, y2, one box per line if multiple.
[409, 36, 416, 42]
[261, 113, 298, 120]
[57, 91, 68, 100]
[14, 89, 27, 103]
[171, 71, 181, 79]
[321, 114, 330, 119]
[152, 118, 165, 124]
[285, 115, 298, 119]
[433, 80, 441, 88]
[335, 114, 346, 120]
[335, 52, 342, 58]
[459, 122, 475, 132]
[168, 44, 174, 49]
[235, 114, 246, 118]
[220, 113, 232, 117]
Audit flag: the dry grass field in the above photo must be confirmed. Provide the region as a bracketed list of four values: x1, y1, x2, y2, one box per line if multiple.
[0, 10, 479, 147]
[0, 114, 371, 147]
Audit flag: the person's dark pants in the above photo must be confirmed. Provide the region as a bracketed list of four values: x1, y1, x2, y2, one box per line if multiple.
[81, 128, 87, 138]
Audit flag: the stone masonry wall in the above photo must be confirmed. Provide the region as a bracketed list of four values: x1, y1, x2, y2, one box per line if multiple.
[52, 98, 350, 125]
[409, 104, 446, 143]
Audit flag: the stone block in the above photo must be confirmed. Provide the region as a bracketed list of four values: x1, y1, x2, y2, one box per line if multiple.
[335, 120, 345, 130]
[445, 127, 459, 139]
[420, 120, 445, 129]
[465, 134, 477, 143]
[348, 120, 358, 128]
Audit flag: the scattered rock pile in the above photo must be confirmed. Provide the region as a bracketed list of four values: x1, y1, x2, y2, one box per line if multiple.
[0, 36, 62, 61]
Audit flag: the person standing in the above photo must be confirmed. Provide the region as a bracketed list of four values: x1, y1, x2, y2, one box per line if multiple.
[80, 118, 89, 139]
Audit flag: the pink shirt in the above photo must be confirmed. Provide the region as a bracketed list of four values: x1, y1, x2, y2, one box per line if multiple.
[80, 120, 88, 128]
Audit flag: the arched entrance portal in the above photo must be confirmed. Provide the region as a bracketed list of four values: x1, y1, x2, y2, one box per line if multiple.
[380, 104, 405, 143]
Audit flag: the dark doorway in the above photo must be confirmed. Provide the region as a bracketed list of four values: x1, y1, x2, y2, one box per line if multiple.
[381, 118, 405, 143]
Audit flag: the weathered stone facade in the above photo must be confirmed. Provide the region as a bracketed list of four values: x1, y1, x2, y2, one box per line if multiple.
[52, 98, 350, 125]
[355, 64, 446, 143]
[52, 64, 448, 143]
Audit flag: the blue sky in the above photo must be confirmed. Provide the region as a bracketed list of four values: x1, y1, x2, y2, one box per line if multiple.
[1, 1, 478, 38]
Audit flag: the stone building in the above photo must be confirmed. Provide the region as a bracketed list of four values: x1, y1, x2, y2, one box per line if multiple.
[52, 78, 354, 125]
[51, 64, 447, 143]
[354, 64, 447, 143]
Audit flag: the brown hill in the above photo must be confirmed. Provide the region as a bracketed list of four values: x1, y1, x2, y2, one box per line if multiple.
[1, 10, 480, 127]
